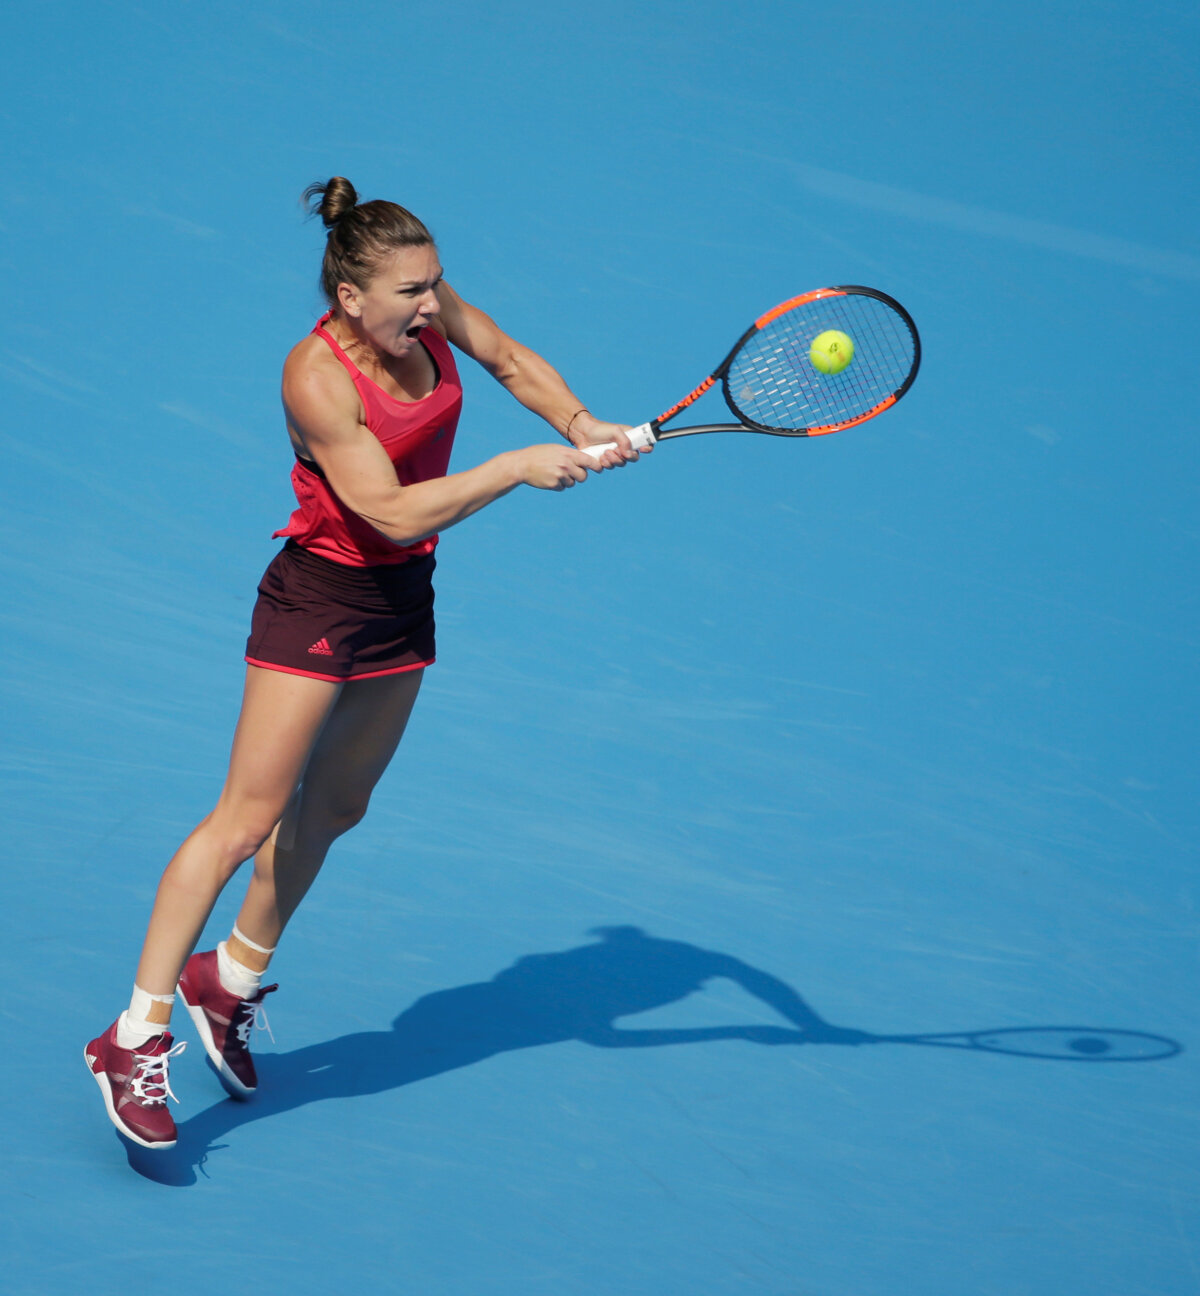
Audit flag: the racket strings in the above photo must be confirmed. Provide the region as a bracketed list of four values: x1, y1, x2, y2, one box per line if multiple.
[727, 293, 917, 433]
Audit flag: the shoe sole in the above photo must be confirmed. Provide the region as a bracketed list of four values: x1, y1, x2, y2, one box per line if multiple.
[177, 986, 254, 1100]
[83, 1048, 177, 1150]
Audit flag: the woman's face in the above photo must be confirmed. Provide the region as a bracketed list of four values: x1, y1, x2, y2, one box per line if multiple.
[339, 243, 443, 357]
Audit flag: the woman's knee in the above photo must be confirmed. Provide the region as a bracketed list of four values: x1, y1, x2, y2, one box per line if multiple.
[204, 807, 284, 871]
[305, 790, 372, 840]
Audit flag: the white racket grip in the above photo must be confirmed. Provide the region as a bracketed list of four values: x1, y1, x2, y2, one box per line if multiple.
[580, 422, 656, 459]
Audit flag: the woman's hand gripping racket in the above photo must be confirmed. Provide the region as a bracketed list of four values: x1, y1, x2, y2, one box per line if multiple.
[585, 285, 921, 458]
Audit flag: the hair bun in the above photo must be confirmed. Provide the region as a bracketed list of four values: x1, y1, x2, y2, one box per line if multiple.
[302, 177, 358, 229]
[303, 181, 434, 307]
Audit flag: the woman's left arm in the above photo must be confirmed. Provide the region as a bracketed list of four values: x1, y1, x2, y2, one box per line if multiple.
[435, 281, 646, 464]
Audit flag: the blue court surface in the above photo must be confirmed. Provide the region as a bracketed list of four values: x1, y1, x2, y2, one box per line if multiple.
[3, 2, 1198, 1293]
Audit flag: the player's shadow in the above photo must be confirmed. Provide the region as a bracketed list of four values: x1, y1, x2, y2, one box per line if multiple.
[125, 924, 864, 1185]
[121, 923, 1181, 1186]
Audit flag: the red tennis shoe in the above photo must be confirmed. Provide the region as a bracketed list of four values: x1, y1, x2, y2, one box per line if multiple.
[84, 1021, 187, 1149]
[178, 949, 277, 1099]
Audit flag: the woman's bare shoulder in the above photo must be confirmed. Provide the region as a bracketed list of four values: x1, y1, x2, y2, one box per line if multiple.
[284, 330, 342, 376]
[282, 332, 360, 425]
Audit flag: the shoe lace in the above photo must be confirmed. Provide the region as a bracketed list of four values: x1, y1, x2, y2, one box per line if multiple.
[130, 1039, 187, 1106]
[233, 997, 275, 1048]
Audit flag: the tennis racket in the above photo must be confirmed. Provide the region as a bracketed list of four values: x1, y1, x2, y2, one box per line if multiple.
[585, 285, 920, 457]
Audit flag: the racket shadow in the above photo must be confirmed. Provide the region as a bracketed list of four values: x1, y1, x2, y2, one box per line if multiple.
[121, 924, 1182, 1185]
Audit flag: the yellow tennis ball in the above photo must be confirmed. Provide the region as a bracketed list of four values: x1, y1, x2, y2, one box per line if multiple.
[810, 329, 854, 375]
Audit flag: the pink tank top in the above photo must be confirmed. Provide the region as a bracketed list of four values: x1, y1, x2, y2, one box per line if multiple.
[272, 313, 463, 566]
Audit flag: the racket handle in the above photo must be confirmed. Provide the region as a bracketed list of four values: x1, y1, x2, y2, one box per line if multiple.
[580, 422, 656, 459]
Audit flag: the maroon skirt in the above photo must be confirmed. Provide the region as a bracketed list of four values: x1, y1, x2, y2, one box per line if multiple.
[245, 541, 436, 682]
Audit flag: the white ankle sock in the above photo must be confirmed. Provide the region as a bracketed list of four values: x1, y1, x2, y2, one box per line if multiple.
[117, 985, 174, 1048]
[217, 940, 263, 1001]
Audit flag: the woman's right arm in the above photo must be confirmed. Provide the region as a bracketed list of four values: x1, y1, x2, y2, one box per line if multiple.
[283, 347, 608, 549]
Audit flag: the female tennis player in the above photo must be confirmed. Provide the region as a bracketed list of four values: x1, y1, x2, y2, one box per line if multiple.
[85, 177, 641, 1149]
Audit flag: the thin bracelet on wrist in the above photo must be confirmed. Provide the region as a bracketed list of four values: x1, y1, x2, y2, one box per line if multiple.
[565, 408, 588, 440]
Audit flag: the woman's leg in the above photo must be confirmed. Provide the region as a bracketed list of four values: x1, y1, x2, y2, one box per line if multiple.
[229, 667, 424, 966]
[132, 666, 342, 1020]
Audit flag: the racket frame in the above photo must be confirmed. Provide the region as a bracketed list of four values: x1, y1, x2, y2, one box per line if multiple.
[650, 284, 921, 443]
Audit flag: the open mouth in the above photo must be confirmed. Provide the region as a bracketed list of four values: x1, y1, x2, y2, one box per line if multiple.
[405, 325, 422, 338]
